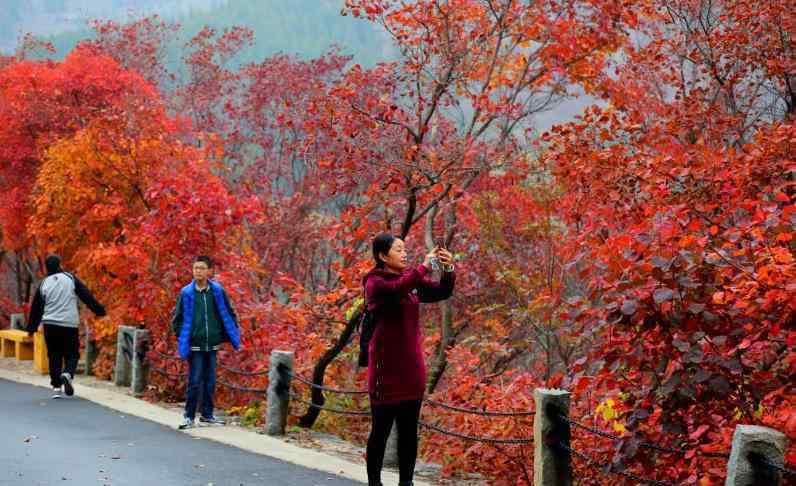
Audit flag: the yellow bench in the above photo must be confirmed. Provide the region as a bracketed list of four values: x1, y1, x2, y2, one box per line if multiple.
[0, 329, 34, 361]
[33, 330, 49, 374]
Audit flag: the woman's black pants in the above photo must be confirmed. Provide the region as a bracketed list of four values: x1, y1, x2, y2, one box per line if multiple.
[366, 399, 422, 485]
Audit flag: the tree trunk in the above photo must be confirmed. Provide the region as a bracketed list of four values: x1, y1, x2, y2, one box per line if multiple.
[426, 205, 457, 394]
[22, 260, 33, 304]
[427, 299, 453, 394]
[15, 253, 23, 305]
[298, 308, 362, 428]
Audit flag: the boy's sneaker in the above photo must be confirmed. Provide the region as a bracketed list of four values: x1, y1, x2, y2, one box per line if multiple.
[199, 416, 226, 426]
[178, 417, 194, 430]
[61, 373, 74, 397]
[51, 387, 62, 399]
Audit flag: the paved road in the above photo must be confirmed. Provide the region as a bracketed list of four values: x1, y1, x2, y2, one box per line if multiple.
[0, 379, 364, 486]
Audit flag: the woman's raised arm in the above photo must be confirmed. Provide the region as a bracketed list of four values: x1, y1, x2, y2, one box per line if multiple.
[366, 264, 429, 299]
[417, 270, 455, 303]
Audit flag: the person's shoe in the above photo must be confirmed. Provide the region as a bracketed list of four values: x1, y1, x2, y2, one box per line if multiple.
[398, 482, 413, 486]
[178, 417, 194, 430]
[51, 387, 62, 399]
[61, 373, 74, 397]
[199, 416, 226, 426]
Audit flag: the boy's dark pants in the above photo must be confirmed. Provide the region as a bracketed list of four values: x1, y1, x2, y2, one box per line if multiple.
[185, 351, 217, 420]
[43, 324, 80, 388]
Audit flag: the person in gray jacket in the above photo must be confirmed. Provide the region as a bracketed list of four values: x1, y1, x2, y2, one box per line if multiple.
[27, 255, 106, 398]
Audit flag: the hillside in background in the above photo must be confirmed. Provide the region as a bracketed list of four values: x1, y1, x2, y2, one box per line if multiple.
[0, 0, 585, 130]
[0, 0, 392, 66]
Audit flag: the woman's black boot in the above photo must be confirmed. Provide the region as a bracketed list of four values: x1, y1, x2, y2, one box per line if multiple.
[398, 482, 413, 486]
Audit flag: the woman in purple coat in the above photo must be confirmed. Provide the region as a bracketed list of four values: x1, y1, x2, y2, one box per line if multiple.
[363, 233, 456, 486]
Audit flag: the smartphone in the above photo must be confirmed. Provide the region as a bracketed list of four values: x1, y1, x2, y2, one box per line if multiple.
[429, 238, 444, 271]
[429, 254, 440, 272]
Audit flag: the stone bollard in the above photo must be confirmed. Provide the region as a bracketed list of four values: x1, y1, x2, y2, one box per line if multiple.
[534, 388, 572, 486]
[383, 422, 400, 467]
[114, 326, 135, 387]
[130, 328, 150, 396]
[725, 425, 787, 486]
[114, 326, 150, 395]
[84, 323, 98, 376]
[266, 350, 294, 435]
[85, 338, 98, 376]
[10, 313, 25, 331]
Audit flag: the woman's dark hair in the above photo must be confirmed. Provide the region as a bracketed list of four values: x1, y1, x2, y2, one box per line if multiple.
[372, 233, 396, 269]
[45, 255, 62, 275]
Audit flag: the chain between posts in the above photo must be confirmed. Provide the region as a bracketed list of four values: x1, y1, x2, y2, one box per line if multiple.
[424, 397, 535, 417]
[150, 366, 266, 394]
[420, 420, 533, 445]
[154, 356, 538, 420]
[149, 348, 739, 469]
[284, 366, 535, 444]
[217, 362, 270, 377]
[288, 392, 371, 416]
[558, 443, 679, 486]
[760, 457, 796, 479]
[151, 349, 178, 361]
[151, 341, 269, 377]
[147, 352, 769, 486]
[562, 415, 730, 459]
[150, 366, 186, 379]
[285, 369, 369, 395]
[216, 378, 268, 394]
[286, 366, 538, 418]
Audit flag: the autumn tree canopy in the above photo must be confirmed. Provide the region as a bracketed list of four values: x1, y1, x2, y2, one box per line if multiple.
[0, 1, 792, 484]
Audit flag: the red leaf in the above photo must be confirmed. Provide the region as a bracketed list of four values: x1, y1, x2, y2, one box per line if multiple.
[689, 424, 709, 441]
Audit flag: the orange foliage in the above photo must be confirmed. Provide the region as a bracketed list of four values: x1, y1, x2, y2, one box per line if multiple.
[1, 2, 793, 484]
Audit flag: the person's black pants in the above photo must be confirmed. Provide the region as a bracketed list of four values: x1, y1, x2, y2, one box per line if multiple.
[43, 324, 80, 388]
[367, 399, 422, 485]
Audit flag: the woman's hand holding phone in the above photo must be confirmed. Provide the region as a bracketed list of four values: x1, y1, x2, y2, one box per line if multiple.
[436, 248, 453, 266]
[432, 239, 454, 272]
[436, 248, 454, 271]
[422, 249, 437, 271]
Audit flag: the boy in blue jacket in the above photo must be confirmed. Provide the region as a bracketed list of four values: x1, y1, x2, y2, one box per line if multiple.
[171, 256, 241, 429]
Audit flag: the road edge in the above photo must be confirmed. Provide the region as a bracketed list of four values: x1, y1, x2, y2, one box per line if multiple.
[0, 367, 431, 486]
